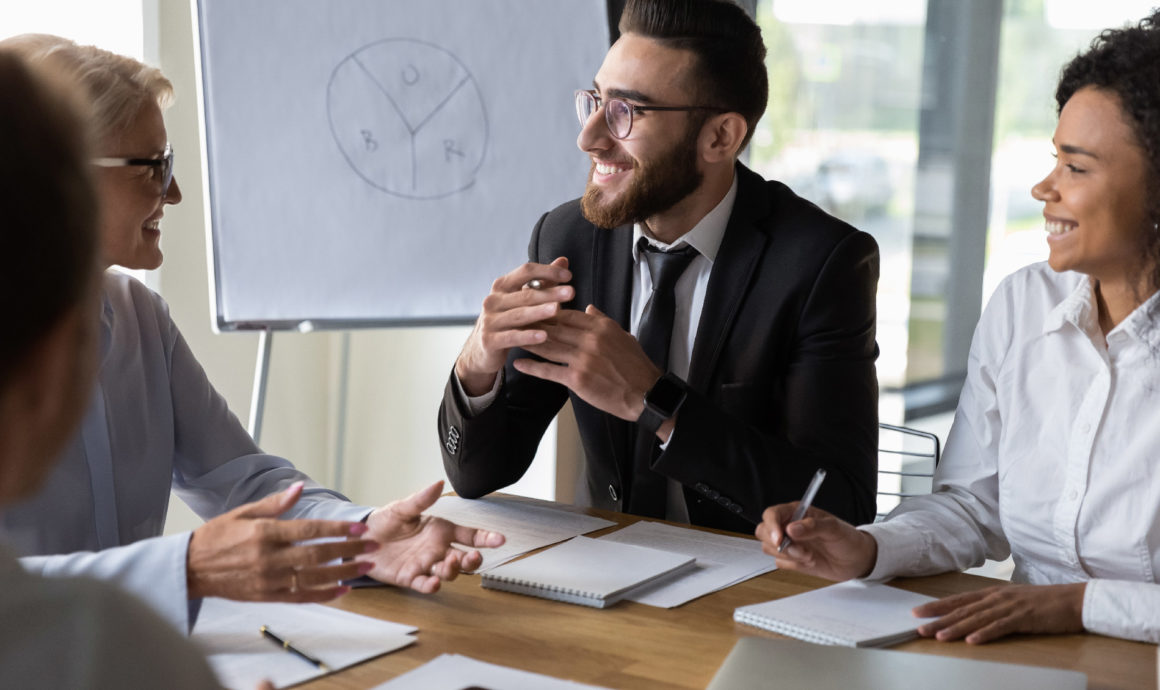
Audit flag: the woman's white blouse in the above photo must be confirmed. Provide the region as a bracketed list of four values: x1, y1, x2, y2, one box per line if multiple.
[863, 262, 1160, 643]
[0, 271, 369, 631]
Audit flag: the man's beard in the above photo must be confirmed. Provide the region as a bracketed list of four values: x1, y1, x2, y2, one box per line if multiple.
[580, 122, 703, 229]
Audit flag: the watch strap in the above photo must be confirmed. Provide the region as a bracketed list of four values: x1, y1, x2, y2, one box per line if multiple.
[637, 372, 687, 435]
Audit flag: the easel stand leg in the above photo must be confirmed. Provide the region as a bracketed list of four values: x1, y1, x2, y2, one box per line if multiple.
[332, 332, 351, 492]
[248, 328, 272, 445]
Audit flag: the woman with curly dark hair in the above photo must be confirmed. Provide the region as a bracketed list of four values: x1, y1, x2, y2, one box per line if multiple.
[756, 10, 1160, 645]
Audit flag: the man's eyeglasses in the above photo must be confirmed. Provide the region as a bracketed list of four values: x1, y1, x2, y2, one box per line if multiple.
[93, 142, 175, 199]
[574, 89, 726, 140]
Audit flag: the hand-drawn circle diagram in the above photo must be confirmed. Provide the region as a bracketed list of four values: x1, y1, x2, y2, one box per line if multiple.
[327, 39, 489, 200]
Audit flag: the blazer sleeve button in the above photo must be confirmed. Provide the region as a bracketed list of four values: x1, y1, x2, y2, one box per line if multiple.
[444, 426, 461, 455]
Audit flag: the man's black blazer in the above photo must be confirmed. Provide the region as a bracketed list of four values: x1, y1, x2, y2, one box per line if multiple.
[439, 164, 879, 532]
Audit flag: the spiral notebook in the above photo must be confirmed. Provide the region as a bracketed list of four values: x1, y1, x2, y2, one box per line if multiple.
[481, 536, 697, 608]
[733, 581, 938, 647]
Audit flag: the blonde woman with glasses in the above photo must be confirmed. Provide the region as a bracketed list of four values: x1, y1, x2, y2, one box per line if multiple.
[1, 34, 502, 634]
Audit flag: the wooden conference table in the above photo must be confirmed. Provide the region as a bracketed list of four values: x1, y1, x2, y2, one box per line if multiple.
[306, 499, 1156, 690]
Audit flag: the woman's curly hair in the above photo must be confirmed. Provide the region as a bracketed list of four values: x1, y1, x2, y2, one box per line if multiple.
[1056, 10, 1160, 297]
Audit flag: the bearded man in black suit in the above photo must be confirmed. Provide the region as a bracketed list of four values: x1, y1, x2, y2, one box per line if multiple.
[438, 0, 879, 534]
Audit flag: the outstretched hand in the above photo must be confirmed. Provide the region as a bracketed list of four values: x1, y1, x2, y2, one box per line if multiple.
[187, 481, 377, 602]
[360, 480, 505, 593]
[912, 583, 1086, 644]
[755, 502, 878, 582]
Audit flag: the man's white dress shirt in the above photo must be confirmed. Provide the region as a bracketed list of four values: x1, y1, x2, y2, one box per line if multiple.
[0, 271, 370, 632]
[629, 176, 736, 521]
[862, 261, 1160, 642]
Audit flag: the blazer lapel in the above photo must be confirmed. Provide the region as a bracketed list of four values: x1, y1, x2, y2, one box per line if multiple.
[688, 168, 771, 392]
[590, 223, 636, 493]
[592, 223, 634, 328]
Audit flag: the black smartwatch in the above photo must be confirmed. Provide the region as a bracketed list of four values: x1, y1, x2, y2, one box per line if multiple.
[637, 372, 687, 435]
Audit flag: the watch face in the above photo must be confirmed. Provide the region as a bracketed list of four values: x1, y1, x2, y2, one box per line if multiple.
[647, 375, 686, 415]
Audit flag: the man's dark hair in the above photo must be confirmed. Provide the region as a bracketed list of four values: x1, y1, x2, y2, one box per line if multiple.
[0, 51, 97, 388]
[619, 0, 768, 151]
[1056, 10, 1160, 295]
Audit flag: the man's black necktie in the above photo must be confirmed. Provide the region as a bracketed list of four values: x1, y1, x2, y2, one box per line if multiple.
[630, 237, 698, 517]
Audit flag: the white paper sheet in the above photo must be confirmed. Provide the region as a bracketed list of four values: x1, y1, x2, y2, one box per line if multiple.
[192, 599, 417, 689]
[372, 654, 611, 690]
[598, 521, 777, 608]
[423, 495, 615, 570]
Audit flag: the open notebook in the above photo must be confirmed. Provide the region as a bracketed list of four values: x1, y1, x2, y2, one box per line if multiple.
[733, 580, 937, 647]
[481, 535, 696, 608]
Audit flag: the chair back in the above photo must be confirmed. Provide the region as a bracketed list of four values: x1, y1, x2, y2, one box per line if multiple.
[876, 423, 940, 521]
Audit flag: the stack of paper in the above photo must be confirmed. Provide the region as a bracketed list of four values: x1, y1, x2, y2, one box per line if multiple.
[423, 495, 615, 570]
[192, 599, 417, 689]
[598, 521, 776, 607]
[373, 654, 613, 689]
